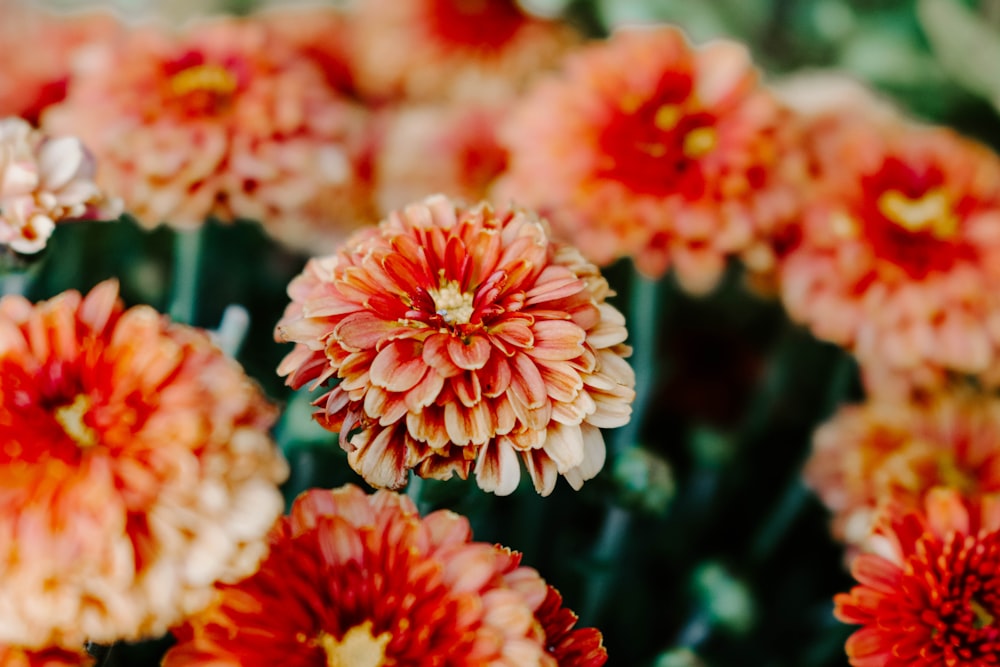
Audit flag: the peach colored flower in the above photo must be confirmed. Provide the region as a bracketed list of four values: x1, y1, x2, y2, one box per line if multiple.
[260, 4, 358, 98]
[0, 281, 287, 648]
[496, 25, 806, 293]
[834, 488, 1000, 667]
[0, 645, 92, 667]
[374, 101, 508, 214]
[779, 118, 1000, 397]
[42, 17, 372, 251]
[348, 0, 579, 103]
[163, 485, 607, 666]
[0, 117, 119, 254]
[276, 195, 634, 496]
[805, 390, 1000, 551]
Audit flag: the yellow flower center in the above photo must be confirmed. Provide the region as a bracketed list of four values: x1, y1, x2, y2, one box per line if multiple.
[971, 598, 996, 630]
[319, 621, 391, 667]
[170, 64, 238, 99]
[429, 278, 475, 324]
[683, 127, 717, 158]
[877, 188, 958, 239]
[654, 104, 681, 131]
[54, 394, 98, 449]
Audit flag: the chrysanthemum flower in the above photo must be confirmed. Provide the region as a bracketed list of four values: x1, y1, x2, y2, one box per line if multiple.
[42, 17, 372, 251]
[0, 645, 92, 667]
[834, 488, 1000, 667]
[163, 485, 606, 666]
[261, 4, 358, 98]
[779, 117, 1000, 396]
[349, 0, 578, 103]
[496, 25, 805, 293]
[0, 281, 288, 648]
[805, 390, 1000, 550]
[276, 195, 634, 496]
[0, 117, 119, 254]
[374, 102, 508, 214]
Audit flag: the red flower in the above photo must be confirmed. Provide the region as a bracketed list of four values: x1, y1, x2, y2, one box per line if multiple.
[0, 645, 92, 667]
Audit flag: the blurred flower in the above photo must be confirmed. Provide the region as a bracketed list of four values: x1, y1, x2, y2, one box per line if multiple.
[0, 645, 92, 667]
[805, 390, 1000, 552]
[834, 487, 1000, 667]
[0, 1, 120, 125]
[261, 4, 358, 98]
[0, 117, 119, 254]
[163, 484, 607, 666]
[496, 25, 805, 292]
[42, 17, 372, 251]
[779, 117, 1000, 396]
[276, 195, 634, 496]
[374, 101, 508, 214]
[0, 281, 287, 648]
[349, 0, 578, 103]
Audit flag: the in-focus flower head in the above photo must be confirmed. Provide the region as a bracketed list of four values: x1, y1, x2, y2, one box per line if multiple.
[0, 645, 92, 667]
[0, 117, 119, 254]
[779, 117, 1000, 396]
[0, 281, 288, 648]
[276, 195, 635, 496]
[497, 24, 806, 292]
[163, 484, 608, 666]
[42, 16, 372, 251]
[834, 488, 1000, 667]
[805, 390, 1000, 551]
[349, 0, 579, 103]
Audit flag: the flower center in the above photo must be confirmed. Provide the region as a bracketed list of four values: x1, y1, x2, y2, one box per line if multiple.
[319, 621, 391, 667]
[877, 188, 958, 239]
[170, 63, 238, 99]
[53, 394, 98, 449]
[428, 278, 475, 324]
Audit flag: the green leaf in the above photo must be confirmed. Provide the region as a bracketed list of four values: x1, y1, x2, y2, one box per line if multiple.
[918, 0, 1000, 110]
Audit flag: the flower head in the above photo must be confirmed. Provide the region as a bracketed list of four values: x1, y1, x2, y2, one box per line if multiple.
[0, 117, 119, 254]
[805, 390, 1000, 551]
[0, 281, 288, 648]
[163, 484, 607, 666]
[496, 25, 805, 292]
[276, 195, 634, 496]
[834, 488, 1000, 667]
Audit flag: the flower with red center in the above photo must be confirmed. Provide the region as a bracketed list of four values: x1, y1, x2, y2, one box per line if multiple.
[348, 0, 579, 103]
[805, 390, 1000, 552]
[1, 117, 120, 254]
[163, 485, 607, 666]
[780, 117, 1000, 396]
[0, 281, 288, 648]
[41, 17, 372, 251]
[275, 195, 634, 496]
[496, 25, 806, 293]
[0, 645, 92, 667]
[834, 487, 1000, 667]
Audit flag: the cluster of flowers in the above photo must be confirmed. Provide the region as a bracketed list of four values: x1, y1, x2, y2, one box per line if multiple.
[3, 0, 1000, 663]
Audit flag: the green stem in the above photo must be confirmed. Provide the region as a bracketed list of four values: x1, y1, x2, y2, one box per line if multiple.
[580, 503, 631, 623]
[168, 226, 206, 325]
[406, 471, 428, 514]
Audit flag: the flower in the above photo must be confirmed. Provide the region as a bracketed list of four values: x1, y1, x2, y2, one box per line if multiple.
[0, 645, 93, 667]
[834, 488, 1000, 667]
[163, 485, 607, 666]
[779, 117, 1000, 396]
[261, 4, 358, 98]
[0, 117, 119, 254]
[373, 101, 508, 214]
[348, 0, 578, 103]
[496, 25, 805, 292]
[275, 195, 634, 496]
[0, 281, 288, 648]
[42, 16, 372, 251]
[805, 390, 1000, 551]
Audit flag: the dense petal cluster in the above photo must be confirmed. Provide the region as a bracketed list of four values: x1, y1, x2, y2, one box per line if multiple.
[834, 488, 1000, 667]
[276, 195, 634, 496]
[0, 645, 92, 667]
[349, 0, 578, 103]
[0, 281, 288, 648]
[805, 390, 1000, 550]
[779, 116, 1000, 396]
[0, 117, 118, 254]
[163, 485, 607, 666]
[497, 25, 805, 292]
[42, 16, 371, 251]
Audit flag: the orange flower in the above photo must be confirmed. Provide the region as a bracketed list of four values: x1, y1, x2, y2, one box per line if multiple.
[496, 25, 805, 292]
[349, 0, 578, 103]
[163, 485, 607, 666]
[834, 488, 1000, 667]
[0, 645, 92, 667]
[42, 17, 372, 251]
[276, 195, 634, 496]
[0, 281, 287, 648]
[261, 4, 358, 98]
[779, 117, 1000, 396]
[805, 390, 1000, 551]
[1, 117, 119, 254]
